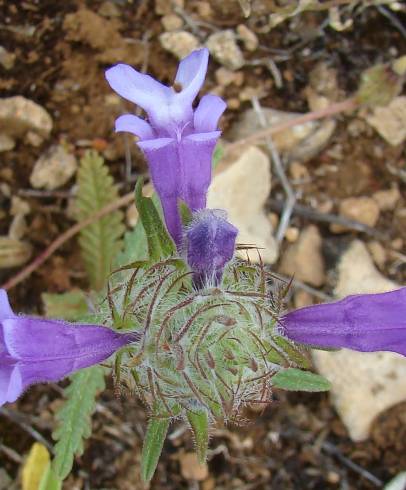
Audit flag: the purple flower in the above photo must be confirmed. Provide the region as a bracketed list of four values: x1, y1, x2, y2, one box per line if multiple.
[282, 287, 406, 356]
[0, 289, 136, 406]
[105, 48, 226, 247]
[185, 209, 238, 288]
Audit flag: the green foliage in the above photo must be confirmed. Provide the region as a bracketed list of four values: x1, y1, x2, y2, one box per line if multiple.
[141, 417, 170, 482]
[42, 290, 89, 321]
[272, 368, 331, 392]
[134, 178, 175, 261]
[75, 150, 125, 291]
[52, 366, 105, 480]
[178, 200, 193, 227]
[212, 143, 223, 169]
[38, 465, 62, 490]
[187, 409, 209, 464]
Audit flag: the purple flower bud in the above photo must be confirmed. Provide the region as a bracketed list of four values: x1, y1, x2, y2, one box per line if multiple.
[0, 289, 136, 406]
[105, 49, 226, 247]
[282, 287, 406, 356]
[185, 209, 238, 288]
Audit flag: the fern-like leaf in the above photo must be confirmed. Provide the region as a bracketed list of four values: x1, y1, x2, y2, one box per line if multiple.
[76, 150, 125, 291]
[52, 366, 105, 480]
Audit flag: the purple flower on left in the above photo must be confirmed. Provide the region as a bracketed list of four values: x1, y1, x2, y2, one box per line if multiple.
[105, 48, 226, 247]
[0, 289, 136, 406]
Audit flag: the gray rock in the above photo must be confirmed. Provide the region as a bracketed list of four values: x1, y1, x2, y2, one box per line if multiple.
[30, 145, 77, 190]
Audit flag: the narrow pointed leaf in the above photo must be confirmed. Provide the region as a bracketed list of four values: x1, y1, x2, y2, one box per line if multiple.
[141, 417, 170, 482]
[134, 178, 175, 261]
[273, 368, 331, 392]
[187, 409, 209, 464]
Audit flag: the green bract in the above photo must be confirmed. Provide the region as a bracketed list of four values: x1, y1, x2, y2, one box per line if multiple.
[107, 259, 312, 479]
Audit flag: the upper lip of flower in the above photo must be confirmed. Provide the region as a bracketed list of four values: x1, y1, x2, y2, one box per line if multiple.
[105, 48, 211, 138]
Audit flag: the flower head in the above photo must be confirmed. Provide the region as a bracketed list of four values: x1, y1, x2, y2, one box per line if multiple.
[105, 49, 226, 247]
[282, 287, 406, 356]
[185, 209, 238, 288]
[0, 289, 136, 406]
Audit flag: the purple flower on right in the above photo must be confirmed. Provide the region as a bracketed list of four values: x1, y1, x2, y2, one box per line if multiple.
[282, 287, 406, 356]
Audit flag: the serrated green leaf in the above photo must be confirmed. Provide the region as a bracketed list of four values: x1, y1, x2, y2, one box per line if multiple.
[76, 150, 125, 291]
[141, 417, 170, 482]
[42, 291, 89, 321]
[187, 409, 209, 464]
[273, 368, 331, 392]
[134, 178, 175, 261]
[52, 366, 105, 480]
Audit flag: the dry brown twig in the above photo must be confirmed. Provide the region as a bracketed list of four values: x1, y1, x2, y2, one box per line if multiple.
[2, 97, 359, 291]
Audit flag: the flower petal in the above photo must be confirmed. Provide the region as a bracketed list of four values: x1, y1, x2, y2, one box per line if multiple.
[115, 114, 155, 140]
[282, 287, 406, 356]
[0, 289, 14, 321]
[181, 132, 220, 210]
[194, 94, 226, 132]
[175, 48, 209, 106]
[105, 64, 172, 113]
[2, 317, 136, 362]
[0, 361, 21, 405]
[137, 137, 174, 152]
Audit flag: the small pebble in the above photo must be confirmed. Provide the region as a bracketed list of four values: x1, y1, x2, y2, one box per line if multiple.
[331, 196, 380, 233]
[227, 98, 240, 110]
[289, 161, 309, 181]
[30, 145, 77, 190]
[0, 134, 15, 152]
[391, 238, 403, 251]
[0, 45, 15, 70]
[161, 14, 183, 31]
[372, 186, 400, 211]
[215, 67, 244, 86]
[159, 31, 200, 60]
[206, 30, 244, 70]
[285, 226, 299, 243]
[237, 24, 258, 51]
